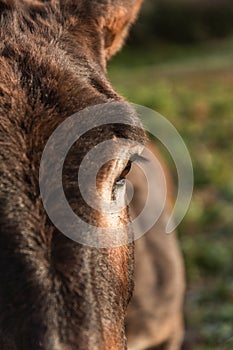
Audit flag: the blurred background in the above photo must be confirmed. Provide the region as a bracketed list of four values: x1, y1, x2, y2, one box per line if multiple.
[108, 1, 233, 349]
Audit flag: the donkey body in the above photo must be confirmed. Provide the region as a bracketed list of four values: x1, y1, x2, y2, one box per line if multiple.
[0, 1, 185, 349]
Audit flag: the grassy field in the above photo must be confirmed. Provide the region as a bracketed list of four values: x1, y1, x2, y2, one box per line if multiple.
[108, 39, 233, 350]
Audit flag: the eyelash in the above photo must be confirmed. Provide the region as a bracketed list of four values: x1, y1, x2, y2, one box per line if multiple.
[114, 154, 148, 187]
[115, 161, 132, 186]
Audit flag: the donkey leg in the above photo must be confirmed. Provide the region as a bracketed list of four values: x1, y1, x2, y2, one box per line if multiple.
[162, 316, 184, 350]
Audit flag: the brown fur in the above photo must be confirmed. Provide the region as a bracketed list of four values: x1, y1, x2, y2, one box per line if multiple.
[0, 1, 185, 350]
[126, 143, 185, 350]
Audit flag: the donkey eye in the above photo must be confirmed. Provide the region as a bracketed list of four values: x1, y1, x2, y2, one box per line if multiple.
[115, 161, 132, 187]
[121, 161, 132, 178]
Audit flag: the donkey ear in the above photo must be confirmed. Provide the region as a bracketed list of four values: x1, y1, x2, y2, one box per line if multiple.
[100, 0, 144, 59]
[59, 0, 144, 60]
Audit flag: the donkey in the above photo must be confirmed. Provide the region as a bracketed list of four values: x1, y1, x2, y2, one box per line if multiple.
[0, 1, 185, 350]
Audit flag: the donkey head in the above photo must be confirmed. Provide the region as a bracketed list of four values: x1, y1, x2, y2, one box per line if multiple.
[0, 1, 144, 349]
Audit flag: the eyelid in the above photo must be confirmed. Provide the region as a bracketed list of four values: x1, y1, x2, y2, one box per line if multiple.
[115, 161, 131, 183]
[114, 154, 148, 187]
[117, 154, 148, 180]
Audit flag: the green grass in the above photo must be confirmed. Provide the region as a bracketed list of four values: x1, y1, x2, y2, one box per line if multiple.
[108, 39, 233, 349]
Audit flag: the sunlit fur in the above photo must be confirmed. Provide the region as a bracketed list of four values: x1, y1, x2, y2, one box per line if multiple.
[0, 1, 185, 350]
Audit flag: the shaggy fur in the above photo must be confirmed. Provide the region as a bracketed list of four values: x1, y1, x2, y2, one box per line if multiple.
[0, 1, 144, 349]
[0, 1, 185, 350]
